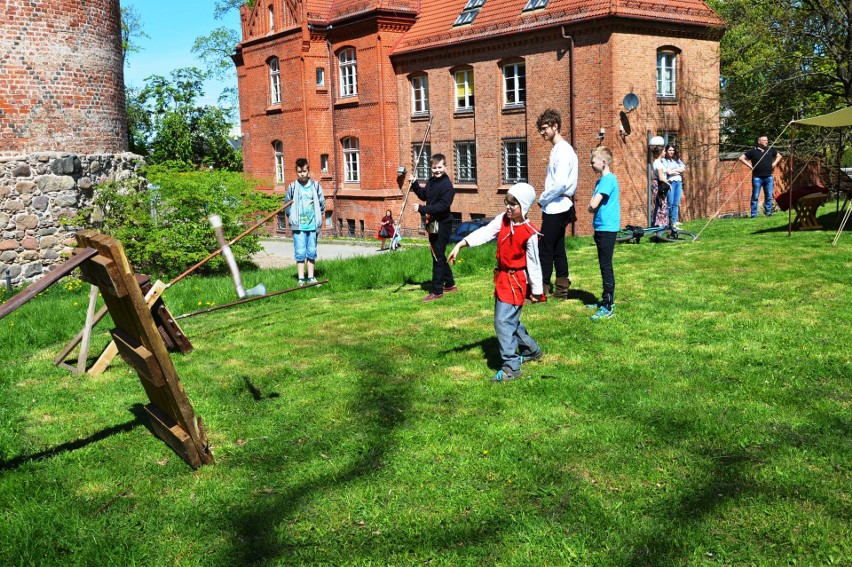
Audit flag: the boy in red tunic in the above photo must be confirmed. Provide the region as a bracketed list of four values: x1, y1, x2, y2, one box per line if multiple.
[448, 183, 545, 382]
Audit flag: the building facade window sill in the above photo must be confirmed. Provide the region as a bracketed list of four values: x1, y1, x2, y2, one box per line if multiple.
[266, 104, 283, 114]
[501, 104, 526, 114]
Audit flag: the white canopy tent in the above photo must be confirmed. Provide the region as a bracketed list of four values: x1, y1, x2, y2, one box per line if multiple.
[788, 106, 852, 244]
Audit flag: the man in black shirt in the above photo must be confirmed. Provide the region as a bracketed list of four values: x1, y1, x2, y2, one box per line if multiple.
[739, 135, 782, 217]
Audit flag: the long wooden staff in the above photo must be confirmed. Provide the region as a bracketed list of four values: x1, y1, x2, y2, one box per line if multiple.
[167, 200, 292, 288]
[392, 113, 434, 250]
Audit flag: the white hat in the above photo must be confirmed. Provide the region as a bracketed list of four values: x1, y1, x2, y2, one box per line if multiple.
[508, 182, 536, 217]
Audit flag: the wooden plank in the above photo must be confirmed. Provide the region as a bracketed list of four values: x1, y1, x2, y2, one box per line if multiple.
[0, 247, 97, 320]
[143, 404, 201, 469]
[53, 305, 109, 365]
[89, 279, 168, 376]
[110, 328, 165, 387]
[76, 285, 100, 374]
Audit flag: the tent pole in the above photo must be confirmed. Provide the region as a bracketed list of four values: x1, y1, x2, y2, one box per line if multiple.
[788, 125, 795, 236]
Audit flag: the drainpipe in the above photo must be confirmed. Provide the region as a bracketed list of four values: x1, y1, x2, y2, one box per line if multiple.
[560, 26, 576, 148]
[561, 26, 576, 235]
[377, 33, 387, 187]
[327, 32, 340, 236]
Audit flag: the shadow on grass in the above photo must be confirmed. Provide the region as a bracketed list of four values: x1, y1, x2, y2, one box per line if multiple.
[391, 277, 431, 293]
[566, 287, 599, 306]
[441, 337, 503, 370]
[221, 343, 424, 563]
[627, 448, 760, 566]
[0, 404, 146, 471]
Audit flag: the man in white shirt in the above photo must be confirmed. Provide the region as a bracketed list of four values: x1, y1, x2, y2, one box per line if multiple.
[536, 109, 578, 299]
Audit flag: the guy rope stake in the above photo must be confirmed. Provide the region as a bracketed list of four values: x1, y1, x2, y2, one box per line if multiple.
[392, 112, 434, 251]
[209, 214, 266, 299]
[167, 200, 292, 288]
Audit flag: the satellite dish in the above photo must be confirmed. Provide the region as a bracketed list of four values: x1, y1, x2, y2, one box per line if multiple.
[623, 93, 639, 112]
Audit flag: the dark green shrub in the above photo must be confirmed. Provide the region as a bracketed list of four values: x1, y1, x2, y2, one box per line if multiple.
[89, 165, 279, 278]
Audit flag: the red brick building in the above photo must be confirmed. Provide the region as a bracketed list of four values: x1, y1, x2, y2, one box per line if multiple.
[234, 0, 724, 236]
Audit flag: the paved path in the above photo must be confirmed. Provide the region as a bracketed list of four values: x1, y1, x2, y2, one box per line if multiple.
[251, 238, 393, 269]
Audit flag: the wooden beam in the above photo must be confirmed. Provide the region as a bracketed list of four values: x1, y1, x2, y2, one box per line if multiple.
[0, 247, 97, 320]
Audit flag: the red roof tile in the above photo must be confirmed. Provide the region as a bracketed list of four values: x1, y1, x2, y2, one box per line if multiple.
[392, 0, 724, 54]
[325, 0, 420, 22]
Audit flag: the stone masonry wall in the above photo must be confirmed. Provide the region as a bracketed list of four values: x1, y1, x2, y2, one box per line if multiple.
[0, 152, 144, 286]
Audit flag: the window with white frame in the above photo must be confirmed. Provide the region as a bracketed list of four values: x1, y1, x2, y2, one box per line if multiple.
[343, 137, 360, 182]
[339, 48, 358, 97]
[316, 67, 325, 87]
[413, 143, 432, 180]
[320, 153, 329, 173]
[455, 69, 474, 111]
[523, 0, 549, 10]
[502, 139, 528, 183]
[657, 51, 677, 99]
[269, 57, 281, 105]
[502, 62, 525, 107]
[454, 0, 484, 26]
[411, 75, 429, 116]
[454, 141, 477, 183]
[273, 140, 284, 184]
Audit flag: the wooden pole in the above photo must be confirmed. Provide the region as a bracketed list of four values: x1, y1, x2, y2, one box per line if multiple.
[76, 285, 100, 374]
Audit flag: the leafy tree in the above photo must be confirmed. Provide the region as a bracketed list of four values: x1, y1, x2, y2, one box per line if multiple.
[130, 68, 241, 170]
[191, 27, 242, 111]
[119, 6, 149, 63]
[89, 166, 278, 278]
[213, 0, 255, 19]
[710, 0, 852, 163]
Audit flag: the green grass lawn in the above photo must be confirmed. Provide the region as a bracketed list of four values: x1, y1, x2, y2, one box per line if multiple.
[1, 214, 849, 565]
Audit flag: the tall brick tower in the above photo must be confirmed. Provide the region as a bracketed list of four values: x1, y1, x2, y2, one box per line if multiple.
[0, 0, 128, 155]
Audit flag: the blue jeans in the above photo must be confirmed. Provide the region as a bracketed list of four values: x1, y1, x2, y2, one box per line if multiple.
[292, 230, 318, 262]
[751, 176, 774, 216]
[667, 179, 683, 225]
[494, 299, 540, 372]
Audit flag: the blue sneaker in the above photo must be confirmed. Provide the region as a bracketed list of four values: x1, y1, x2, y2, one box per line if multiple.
[586, 303, 615, 311]
[591, 305, 614, 321]
[492, 366, 521, 382]
[520, 350, 543, 363]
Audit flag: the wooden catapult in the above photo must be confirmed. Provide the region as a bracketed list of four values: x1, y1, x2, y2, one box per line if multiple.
[0, 231, 214, 468]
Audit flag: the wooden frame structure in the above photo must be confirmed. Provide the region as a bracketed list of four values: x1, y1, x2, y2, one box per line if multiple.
[0, 231, 213, 468]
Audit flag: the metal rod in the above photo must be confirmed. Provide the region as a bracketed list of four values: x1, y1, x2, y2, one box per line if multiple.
[174, 279, 327, 320]
[167, 201, 292, 288]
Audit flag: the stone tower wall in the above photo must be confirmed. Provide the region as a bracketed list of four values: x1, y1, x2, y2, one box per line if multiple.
[0, 0, 128, 156]
[0, 152, 144, 286]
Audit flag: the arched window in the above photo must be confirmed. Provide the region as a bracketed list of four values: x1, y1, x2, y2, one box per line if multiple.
[269, 57, 281, 105]
[273, 140, 284, 184]
[342, 137, 360, 182]
[268, 5, 274, 32]
[657, 49, 678, 99]
[339, 48, 358, 97]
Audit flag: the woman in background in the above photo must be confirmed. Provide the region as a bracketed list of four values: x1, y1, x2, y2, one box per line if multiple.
[661, 144, 686, 227]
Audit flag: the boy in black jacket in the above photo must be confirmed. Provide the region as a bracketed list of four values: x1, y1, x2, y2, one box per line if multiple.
[409, 153, 456, 302]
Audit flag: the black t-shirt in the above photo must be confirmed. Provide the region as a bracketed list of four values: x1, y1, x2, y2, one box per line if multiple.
[744, 147, 778, 177]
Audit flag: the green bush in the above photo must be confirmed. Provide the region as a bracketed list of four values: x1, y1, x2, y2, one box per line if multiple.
[88, 165, 280, 278]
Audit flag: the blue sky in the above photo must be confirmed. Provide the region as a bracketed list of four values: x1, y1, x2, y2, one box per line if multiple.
[122, 0, 240, 107]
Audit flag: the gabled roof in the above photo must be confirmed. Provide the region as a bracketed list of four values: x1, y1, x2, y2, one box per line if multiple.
[392, 0, 724, 55]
